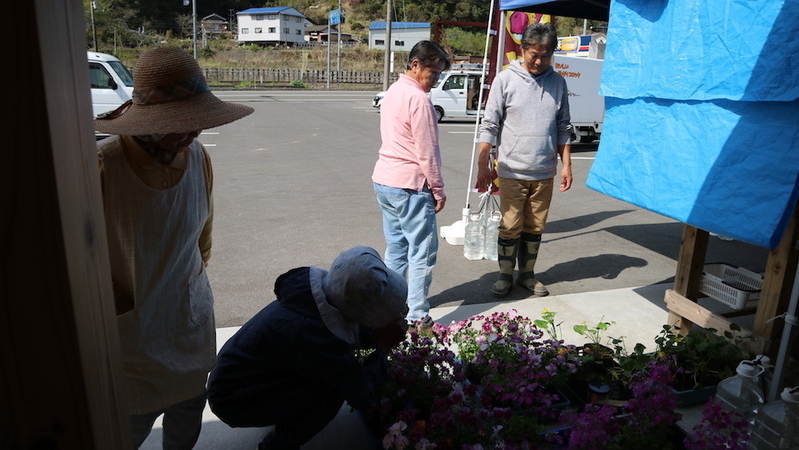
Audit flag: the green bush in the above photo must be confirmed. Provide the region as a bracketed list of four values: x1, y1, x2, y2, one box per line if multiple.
[199, 47, 216, 58]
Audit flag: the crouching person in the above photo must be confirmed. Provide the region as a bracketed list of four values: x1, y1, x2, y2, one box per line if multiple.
[207, 246, 409, 450]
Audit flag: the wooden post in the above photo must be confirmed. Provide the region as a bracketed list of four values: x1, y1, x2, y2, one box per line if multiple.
[3, 0, 129, 447]
[754, 205, 799, 349]
[668, 225, 709, 332]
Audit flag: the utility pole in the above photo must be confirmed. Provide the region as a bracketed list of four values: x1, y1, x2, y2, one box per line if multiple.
[382, 0, 392, 90]
[183, 0, 198, 59]
[336, 0, 341, 75]
[192, 0, 197, 59]
[326, 19, 331, 89]
[90, 1, 97, 51]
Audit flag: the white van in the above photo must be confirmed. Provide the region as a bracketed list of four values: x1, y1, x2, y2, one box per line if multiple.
[87, 51, 134, 119]
[428, 69, 484, 122]
[373, 57, 604, 142]
[373, 68, 485, 122]
[553, 54, 604, 143]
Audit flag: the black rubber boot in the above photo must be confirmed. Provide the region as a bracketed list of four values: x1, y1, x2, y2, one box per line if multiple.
[491, 237, 518, 298]
[516, 232, 549, 297]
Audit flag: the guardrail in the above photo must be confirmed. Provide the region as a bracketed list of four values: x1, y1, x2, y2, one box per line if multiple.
[201, 68, 399, 87]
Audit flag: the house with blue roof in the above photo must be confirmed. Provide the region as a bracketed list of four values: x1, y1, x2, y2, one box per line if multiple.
[368, 21, 431, 51]
[237, 7, 312, 46]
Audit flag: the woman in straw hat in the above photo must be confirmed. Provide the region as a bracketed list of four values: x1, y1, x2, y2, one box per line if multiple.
[95, 46, 253, 449]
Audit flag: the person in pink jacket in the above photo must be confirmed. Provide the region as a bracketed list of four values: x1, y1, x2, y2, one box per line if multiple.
[372, 40, 450, 333]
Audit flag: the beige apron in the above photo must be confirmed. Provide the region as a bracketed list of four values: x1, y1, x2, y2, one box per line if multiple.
[101, 136, 215, 414]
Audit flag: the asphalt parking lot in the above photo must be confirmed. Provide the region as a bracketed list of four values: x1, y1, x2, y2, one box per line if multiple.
[201, 90, 769, 327]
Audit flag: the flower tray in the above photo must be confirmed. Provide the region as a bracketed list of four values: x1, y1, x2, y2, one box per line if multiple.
[515, 389, 572, 423]
[699, 263, 763, 310]
[672, 384, 717, 408]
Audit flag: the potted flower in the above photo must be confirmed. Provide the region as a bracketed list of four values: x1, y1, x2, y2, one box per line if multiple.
[563, 357, 685, 449]
[684, 398, 751, 450]
[566, 317, 632, 404]
[653, 323, 751, 406]
[368, 329, 488, 448]
[443, 311, 581, 415]
[372, 320, 570, 449]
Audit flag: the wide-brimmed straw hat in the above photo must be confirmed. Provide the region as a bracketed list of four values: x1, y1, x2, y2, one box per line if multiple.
[94, 47, 253, 135]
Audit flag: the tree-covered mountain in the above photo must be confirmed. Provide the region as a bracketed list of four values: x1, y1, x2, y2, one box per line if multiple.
[85, 0, 604, 52]
[91, 0, 500, 37]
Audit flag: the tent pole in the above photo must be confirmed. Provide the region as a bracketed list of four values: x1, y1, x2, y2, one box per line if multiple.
[464, 0, 499, 213]
[769, 248, 799, 401]
[439, 0, 499, 245]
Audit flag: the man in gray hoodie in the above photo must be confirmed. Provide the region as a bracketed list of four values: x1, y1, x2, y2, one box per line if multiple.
[477, 23, 573, 298]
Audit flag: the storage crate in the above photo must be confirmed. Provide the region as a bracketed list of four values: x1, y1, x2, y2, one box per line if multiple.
[699, 263, 763, 310]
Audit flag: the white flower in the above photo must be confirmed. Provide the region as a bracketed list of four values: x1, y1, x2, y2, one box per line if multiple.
[415, 438, 436, 449]
[388, 421, 407, 435]
[383, 421, 409, 449]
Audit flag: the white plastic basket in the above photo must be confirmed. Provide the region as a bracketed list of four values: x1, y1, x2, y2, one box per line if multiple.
[699, 263, 763, 310]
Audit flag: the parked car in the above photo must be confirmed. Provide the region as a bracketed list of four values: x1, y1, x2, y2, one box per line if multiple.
[88, 51, 134, 139]
[372, 91, 386, 108]
[88, 51, 134, 117]
[373, 68, 486, 122]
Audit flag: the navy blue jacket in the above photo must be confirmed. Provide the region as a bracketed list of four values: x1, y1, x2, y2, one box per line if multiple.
[207, 267, 386, 427]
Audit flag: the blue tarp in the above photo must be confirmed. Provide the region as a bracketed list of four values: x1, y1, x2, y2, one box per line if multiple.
[587, 0, 799, 248]
[599, 1, 799, 102]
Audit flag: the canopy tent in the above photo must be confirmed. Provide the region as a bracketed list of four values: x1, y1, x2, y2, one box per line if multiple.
[454, 0, 799, 405]
[499, 0, 609, 21]
[444, 0, 610, 243]
[482, 0, 799, 249]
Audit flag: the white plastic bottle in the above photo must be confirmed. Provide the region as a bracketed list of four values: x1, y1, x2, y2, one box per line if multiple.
[484, 213, 500, 261]
[748, 386, 799, 449]
[753, 354, 774, 398]
[715, 360, 766, 423]
[463, 213, 485, 260]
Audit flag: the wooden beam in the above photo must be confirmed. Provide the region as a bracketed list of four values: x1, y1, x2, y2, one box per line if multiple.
[753, 204, 799, 345]
[664, 290, 767, 355]
[668, 225, 710, 331]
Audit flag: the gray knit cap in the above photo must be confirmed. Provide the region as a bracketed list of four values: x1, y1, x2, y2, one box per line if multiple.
[322, 246, 408, 327]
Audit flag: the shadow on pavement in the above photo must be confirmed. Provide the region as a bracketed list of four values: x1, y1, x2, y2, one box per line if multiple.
[430, 253, 650, 308]
[545, 209, 635, 234]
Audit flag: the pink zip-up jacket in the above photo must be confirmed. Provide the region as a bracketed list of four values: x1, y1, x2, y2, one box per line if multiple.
[372, 74, 445, 201]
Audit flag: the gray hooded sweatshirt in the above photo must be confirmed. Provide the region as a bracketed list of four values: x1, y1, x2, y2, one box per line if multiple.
[478, 59, 572, 181]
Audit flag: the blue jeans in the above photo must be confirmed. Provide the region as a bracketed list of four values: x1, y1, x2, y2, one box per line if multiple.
[374, 183, 438, 322]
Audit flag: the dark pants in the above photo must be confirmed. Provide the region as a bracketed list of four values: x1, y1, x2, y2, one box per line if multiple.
[130, 392, 207, 450]
[209, 382, 344, 450]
